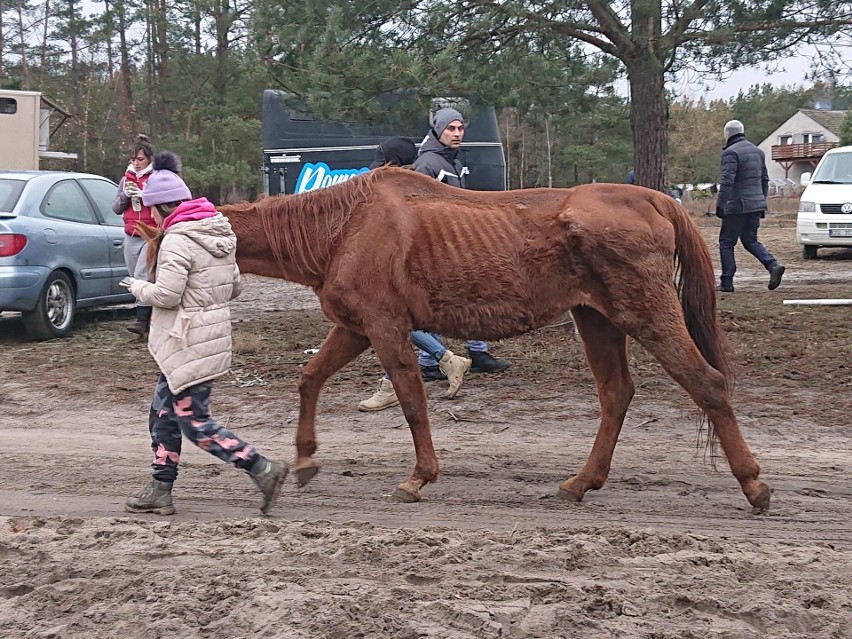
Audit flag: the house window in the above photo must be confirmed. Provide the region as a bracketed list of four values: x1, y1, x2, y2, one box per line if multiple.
[803, 133, 825, 144]
[779, 135, 793, 145]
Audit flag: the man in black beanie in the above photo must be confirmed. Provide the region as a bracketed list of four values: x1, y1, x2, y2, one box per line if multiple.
[412, 107, 511, 375]
[716, 119, 785, 293]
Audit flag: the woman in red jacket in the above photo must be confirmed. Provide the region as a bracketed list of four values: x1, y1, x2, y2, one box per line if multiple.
[112, 134, 157, 335]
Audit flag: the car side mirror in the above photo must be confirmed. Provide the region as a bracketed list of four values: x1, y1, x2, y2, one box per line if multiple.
[800, 172, 812, 186]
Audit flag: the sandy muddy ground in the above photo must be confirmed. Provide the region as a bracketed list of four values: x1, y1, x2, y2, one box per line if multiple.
[1, 220, 851, 638]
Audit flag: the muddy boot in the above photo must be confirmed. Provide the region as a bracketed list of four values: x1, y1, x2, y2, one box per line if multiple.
[438, 350, 471, 399]
[249, 457, 288, 515]
[358, 377, 399, 412]
[127, 305, 152, 336]
[768, 263, 785, 290]
[468, 349, 511, 374]
[124, 479, 175, 515]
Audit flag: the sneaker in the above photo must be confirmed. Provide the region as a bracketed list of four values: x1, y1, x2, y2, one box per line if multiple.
[124, 479, 176, 515]
[358, 377, 399, 411]
[438, 350, 471, 398]
[249, 457, 288, 515]
[768, 263, 785, 291]
[468, 350, 511, 374]
[717, 283, 734, 293]
[421, 365, 448, 381]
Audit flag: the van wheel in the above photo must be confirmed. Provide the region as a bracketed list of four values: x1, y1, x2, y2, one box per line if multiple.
[802, 245, 818, 260]
[23, 271, 76, 340]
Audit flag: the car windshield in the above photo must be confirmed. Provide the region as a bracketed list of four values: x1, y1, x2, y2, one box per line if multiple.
[812, 153, 852, 184]
[0, 178, 26, 214]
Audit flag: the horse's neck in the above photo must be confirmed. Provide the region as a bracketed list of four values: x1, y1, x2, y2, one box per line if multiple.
[228, 205, 324, 288]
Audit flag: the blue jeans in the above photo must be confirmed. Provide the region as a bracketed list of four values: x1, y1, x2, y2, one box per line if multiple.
[418, 334, 488, 367]
[718, 211, 777, 284]
[382, 331, 448, 380]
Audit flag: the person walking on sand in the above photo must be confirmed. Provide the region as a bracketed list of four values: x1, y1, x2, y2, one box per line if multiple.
[715, 120, 785, 293]
[122, 151, 287, 516]
[359, 136, 471, 412]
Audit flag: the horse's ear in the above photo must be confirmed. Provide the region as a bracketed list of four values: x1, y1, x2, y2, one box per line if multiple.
[134, 221, 160, 242]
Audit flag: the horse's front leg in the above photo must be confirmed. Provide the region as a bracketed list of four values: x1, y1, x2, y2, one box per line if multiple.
[294, 325, 370, 487]
[369, 327, 438, 503]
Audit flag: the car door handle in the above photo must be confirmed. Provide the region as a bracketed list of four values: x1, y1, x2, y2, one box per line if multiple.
[113, 239, 124, 247]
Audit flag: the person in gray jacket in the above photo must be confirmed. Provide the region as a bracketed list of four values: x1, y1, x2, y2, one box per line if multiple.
[715, 120, 785, 292]
[413, 107, 510, 374]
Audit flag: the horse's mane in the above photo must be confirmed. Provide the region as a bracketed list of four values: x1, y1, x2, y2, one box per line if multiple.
[254, 170, 383, 278]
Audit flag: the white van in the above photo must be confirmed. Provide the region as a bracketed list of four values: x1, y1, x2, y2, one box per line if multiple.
[797, 145, 852, 259]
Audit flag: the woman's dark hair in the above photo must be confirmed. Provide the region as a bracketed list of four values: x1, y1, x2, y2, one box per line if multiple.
[129, 134, 154, 161]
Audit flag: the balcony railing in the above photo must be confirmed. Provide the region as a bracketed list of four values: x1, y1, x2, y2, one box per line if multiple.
[771, 142, 838, 161]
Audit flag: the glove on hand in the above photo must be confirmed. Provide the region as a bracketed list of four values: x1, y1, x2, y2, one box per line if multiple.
[124, 182, 141, 198]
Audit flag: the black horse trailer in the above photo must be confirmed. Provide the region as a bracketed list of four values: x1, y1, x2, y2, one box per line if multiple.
[261, 90, 506, 195]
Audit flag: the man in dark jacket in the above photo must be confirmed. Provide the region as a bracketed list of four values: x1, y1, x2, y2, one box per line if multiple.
[716, 120, 785, 292]
[412, 107, 510, 374]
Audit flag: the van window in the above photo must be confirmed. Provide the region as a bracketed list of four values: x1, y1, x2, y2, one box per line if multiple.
[0, 98, 17, 115]
[812, 153, 852, 184]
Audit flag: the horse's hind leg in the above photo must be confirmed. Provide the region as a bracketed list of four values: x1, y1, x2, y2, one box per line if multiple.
[558, 306, 635, 502]
[626, 296, 769, 513]
[294, 325, 371, 487]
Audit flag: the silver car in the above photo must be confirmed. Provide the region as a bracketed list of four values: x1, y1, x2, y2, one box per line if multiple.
[0, 170, 134, 339]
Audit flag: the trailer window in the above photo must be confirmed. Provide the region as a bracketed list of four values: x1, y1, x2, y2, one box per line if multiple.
[0, 98, 17, 115]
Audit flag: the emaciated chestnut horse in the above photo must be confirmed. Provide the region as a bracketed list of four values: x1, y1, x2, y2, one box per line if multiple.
[207, 168, 768, 513]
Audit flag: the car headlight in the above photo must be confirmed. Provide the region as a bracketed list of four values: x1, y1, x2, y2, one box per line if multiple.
[798, 201, 817, 213]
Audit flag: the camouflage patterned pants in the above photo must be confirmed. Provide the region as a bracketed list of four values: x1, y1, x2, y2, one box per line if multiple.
[148, 373, 258, 483]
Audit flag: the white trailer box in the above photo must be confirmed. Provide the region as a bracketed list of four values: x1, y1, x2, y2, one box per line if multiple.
[0, 89, 41, 170]
[0, 89, 77, 170]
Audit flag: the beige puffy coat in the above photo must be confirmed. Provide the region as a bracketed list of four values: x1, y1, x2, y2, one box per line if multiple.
[130, 212, 242, 393]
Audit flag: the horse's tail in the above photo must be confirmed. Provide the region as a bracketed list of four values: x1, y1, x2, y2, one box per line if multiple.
[652, 194, 734, 391]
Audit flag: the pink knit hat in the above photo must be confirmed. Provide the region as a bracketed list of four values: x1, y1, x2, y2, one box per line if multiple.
[141, 151, 192, 206]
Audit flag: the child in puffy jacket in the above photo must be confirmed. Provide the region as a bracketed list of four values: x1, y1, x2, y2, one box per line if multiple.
[122, 150, 288, 516]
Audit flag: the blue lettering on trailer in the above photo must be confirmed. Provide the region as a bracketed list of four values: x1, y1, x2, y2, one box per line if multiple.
[294, 162, 369, 193]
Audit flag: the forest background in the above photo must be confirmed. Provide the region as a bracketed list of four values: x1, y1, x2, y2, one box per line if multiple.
[2, 0, 852, 204]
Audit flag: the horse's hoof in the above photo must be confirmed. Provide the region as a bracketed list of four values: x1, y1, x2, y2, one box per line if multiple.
[392, 481, 421, 503]
[748, 481, 771, 514]
[294, 460, 321, 487]
[555, 488, 584, 503]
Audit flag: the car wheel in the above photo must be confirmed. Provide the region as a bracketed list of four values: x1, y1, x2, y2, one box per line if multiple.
[802, 245, 818, 260]
[23, 271, 76, 340]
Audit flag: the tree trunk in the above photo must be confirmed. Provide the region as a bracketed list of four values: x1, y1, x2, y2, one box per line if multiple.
[151, 0, 172, 134]
[68, 0, 81, 117]
[16, 0, 30, 88]
[627, 0, 667, 192]
[115, 0, 136, 134]
[39, 0, 50, 90]
[212, 0, 231, 108]
[103, 0, 114, 78]
[627, 57, 668, 192]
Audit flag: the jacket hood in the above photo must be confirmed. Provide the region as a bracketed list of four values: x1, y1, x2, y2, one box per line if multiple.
[165, 199, 236, 258]
[419, 131, 459, 162]
[369, 137, 417, 169]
